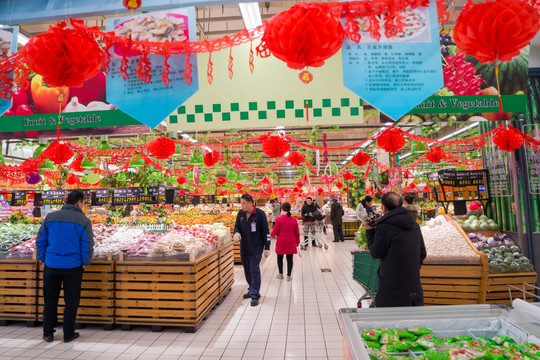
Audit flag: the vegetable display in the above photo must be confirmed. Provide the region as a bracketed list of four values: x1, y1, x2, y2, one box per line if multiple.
[457, 215, 499, 233]
[467, 233, 534, 273]
[361, 327, 539, 360]
[0, 223, 40, 252]
[421, 216, 479, 263]
[468, 233, 515, 250]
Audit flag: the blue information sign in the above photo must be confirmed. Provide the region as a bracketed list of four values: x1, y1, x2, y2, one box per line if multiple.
[342, 0, 443, 120]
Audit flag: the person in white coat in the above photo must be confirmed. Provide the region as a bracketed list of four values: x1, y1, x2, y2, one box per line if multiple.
[321, 201, 330, 235]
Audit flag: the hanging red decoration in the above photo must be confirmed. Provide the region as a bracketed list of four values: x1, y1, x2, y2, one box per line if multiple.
[147, 137, 176, 159]
[286, 151, 305, 166]
[262, 136, 290, 158]
[176, 176, 186, 185]
[43, 141, 74, 165]
[335, 181, 344, 189]
[216, 177, 227, 185]
[236, 183, 243, 190]
[260, 2, 344, 71]
[342, 172, 354, 181]
[493, 127, 524, 152]
[123, 0, 142, 11]
[352, 152, 370, 166]
[66, 173, 78, 185]
[317, 187, 324, 195]
[295, 181, 304, 188]
[453, 0, 539, 63]
[426, 146, 445, 163]
[376, 128, 406, 153]
[203, 150, 222, 166]
[20, 20, 104, 87]
[69, 154, 85, 172]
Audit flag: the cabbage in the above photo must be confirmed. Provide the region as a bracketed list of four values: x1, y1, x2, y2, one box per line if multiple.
[503, 239, 515, 247]
[468, 215, 478, 221]
[479, 215, 489, 221]
[468, 233, 478, 240]
[479, 221, 489, 231]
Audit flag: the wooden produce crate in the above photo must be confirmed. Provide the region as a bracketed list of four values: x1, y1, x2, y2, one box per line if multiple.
[421, 215, 489, 306]
[37, 261, 115, 327]
[218, 241, 234, 299]
[485, 272, 538, 306]
[0, 259, 39, 325]
[115, 247, 222, 332]
[233, 241, 241, 263]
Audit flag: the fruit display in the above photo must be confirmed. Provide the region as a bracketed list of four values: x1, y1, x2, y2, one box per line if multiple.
[167, 213, 236, 229]
[361, 326, 539, 360]
[421, 216, 479, 262]
[457, 215, 499, 233]
[0, 223, 40, 253]
[443, 53, 484, 96]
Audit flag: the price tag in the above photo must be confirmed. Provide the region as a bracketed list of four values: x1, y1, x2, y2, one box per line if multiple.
[11, 191, 27, 206]
[43, 190, 66, 205]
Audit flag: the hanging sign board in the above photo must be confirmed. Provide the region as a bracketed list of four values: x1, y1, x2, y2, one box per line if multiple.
[112, 187, 165, 205]
[10, 191, 27, 206]
[93, 189, 111, 205]
[199, 195, 216, 204]
[43, 190, 66, 205]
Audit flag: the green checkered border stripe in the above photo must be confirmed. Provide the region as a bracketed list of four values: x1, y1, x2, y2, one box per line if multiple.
[168, 98, 363, 124]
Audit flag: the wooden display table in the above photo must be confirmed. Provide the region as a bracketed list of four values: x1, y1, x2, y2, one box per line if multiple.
[233, 241, 241, 263]
[0, 259, 38, 326]
[485, 272, 538, 306]
[37, 260, 115, 329]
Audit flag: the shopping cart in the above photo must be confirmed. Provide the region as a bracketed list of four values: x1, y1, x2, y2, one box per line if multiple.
[299, 220, 328, 250]
[352, 250, 380, 308]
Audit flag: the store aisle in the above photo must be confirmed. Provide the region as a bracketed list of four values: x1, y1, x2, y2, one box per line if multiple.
[0, 236, 365, 360]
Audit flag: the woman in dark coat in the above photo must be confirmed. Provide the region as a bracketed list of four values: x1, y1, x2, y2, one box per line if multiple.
[366, 192, 427, 307]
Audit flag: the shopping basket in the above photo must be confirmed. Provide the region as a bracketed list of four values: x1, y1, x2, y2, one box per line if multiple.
[352, 250, 380, 307]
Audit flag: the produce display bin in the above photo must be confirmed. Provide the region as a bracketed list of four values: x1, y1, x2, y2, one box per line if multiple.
[486, 272, 538, 305]
[115, 241, 232, 332]
[37, 260, 115, 328]
[0, 259, 38, 325]
[340, 301, 540, 360]
[343, 218, 361, 240]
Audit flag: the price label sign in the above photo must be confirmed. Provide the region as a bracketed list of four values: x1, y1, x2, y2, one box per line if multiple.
[455, 171, 485, 187]
[43, 190, 66, 205]
[80, 190, 92, 205]
[113, 187, 165, 205]
[11, 191, 27, 206]
[94, 189, 110, 205]
[173, 189, 189, 205]
[199, 195, 215, 204]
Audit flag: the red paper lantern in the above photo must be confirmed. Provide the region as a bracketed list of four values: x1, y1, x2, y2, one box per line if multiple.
[261, 2, 344, 70]
[21, 21, 104, 88]
[426, 146, 445, 163]
[147, 137, 176, 159]
[262, 136, 290, 158]
[377, 128, 406, 153]
[342, 172, 354, 181]
[176, 176, 186, 185]
[295, 181, 303, 188]
[493, 127, 524, 152]
[317, 187, 324, 195]
[203, 150, 221, 167]
[216, 177, 227, 185]
[286, 151, 305, 166]
[236, 183, 243, 190]
[335, 181, 344, 189]
[352, 152, 370, 166]
[66, 173, 78, 185]
[70, 154, 85, 172]
[123, 0, 142, 11]
[43, 141, 74, 165]
[453, 0, 540, 63]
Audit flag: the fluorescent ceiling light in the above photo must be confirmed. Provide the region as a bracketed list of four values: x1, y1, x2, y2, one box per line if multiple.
[239, 2, 262, 30]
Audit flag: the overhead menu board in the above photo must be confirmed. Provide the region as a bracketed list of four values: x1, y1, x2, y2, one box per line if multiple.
[431, 170, 487, 187]
[93, 189, 111, 205]
[199, 195, 216, 204]
[43, 190, 66, 205]
[112, 186, 166, 205]
[10, 191, 27, 206]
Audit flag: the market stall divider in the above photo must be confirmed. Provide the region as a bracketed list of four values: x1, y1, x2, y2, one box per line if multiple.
[0, 241, 234, 332]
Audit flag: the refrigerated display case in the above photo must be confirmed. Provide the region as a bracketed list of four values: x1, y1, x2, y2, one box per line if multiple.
[341, 300, 540, 360]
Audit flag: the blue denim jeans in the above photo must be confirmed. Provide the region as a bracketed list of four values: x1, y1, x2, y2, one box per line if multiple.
[241, 254, 262, 299]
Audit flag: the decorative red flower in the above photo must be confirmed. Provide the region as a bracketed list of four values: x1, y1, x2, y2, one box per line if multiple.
[66, 173, 78, 185]
[123, 0, 142, 11]
[335, 181, 344, 189]
[176, 176, 186, 185]
[43, 141, 74, 165]
[493, 127, 524, 152]
[377, 128, 406, 153]
[261, 2, 344, 70]
[426, 146, 445, 163]
[236, 183, 243, 190]
[147, 137, 176, 159]
[352, 152, 370, 166]
[21, 20, 103, 87]
[203, 150, 221, 166]
[216, 177, 227, 185]
[342, 172, 354, 181]
[262, 136, 290, 158]
[454, 0, 539, 63]
[286, 151, 305, 166]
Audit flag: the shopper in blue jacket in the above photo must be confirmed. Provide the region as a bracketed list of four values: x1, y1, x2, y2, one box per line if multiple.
[233, 193, 270, 306]
[37, 190, 94, 343]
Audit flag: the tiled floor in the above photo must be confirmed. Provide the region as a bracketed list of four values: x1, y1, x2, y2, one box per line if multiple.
[0, 234, 365, 360]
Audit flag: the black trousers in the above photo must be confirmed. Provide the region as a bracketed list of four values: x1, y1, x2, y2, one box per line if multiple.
[333, 224, 344, 242]
[277, 254, 293, 276]
[43, 266, 84, 338]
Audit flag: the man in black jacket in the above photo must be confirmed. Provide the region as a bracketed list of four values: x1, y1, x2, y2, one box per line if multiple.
[330, 198, 344, 242]
[301, 197, 318, 246]
[365, 192, 426, 307]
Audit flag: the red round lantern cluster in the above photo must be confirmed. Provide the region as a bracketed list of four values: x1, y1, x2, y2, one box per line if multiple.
[203, 150, 221, 167]
[286, 151, 305, 166]
[377, 128, 406, 153]
[453, 0, 540, 63]
[147, 137, 176, 159]
[352, 152, 370, 166]
[426, 146, 445, 163]
[493, 127, 524, 152]
[216, 177, 227, 185]
[43, 141, 74, 165]
[176, 176, 186, 185]
[21, 21, 104, 87]
[335, 181, 344, 189]
[262, 136, 290, 158]
[262, 2, 344, 70]
[342, 172, 354, 181]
